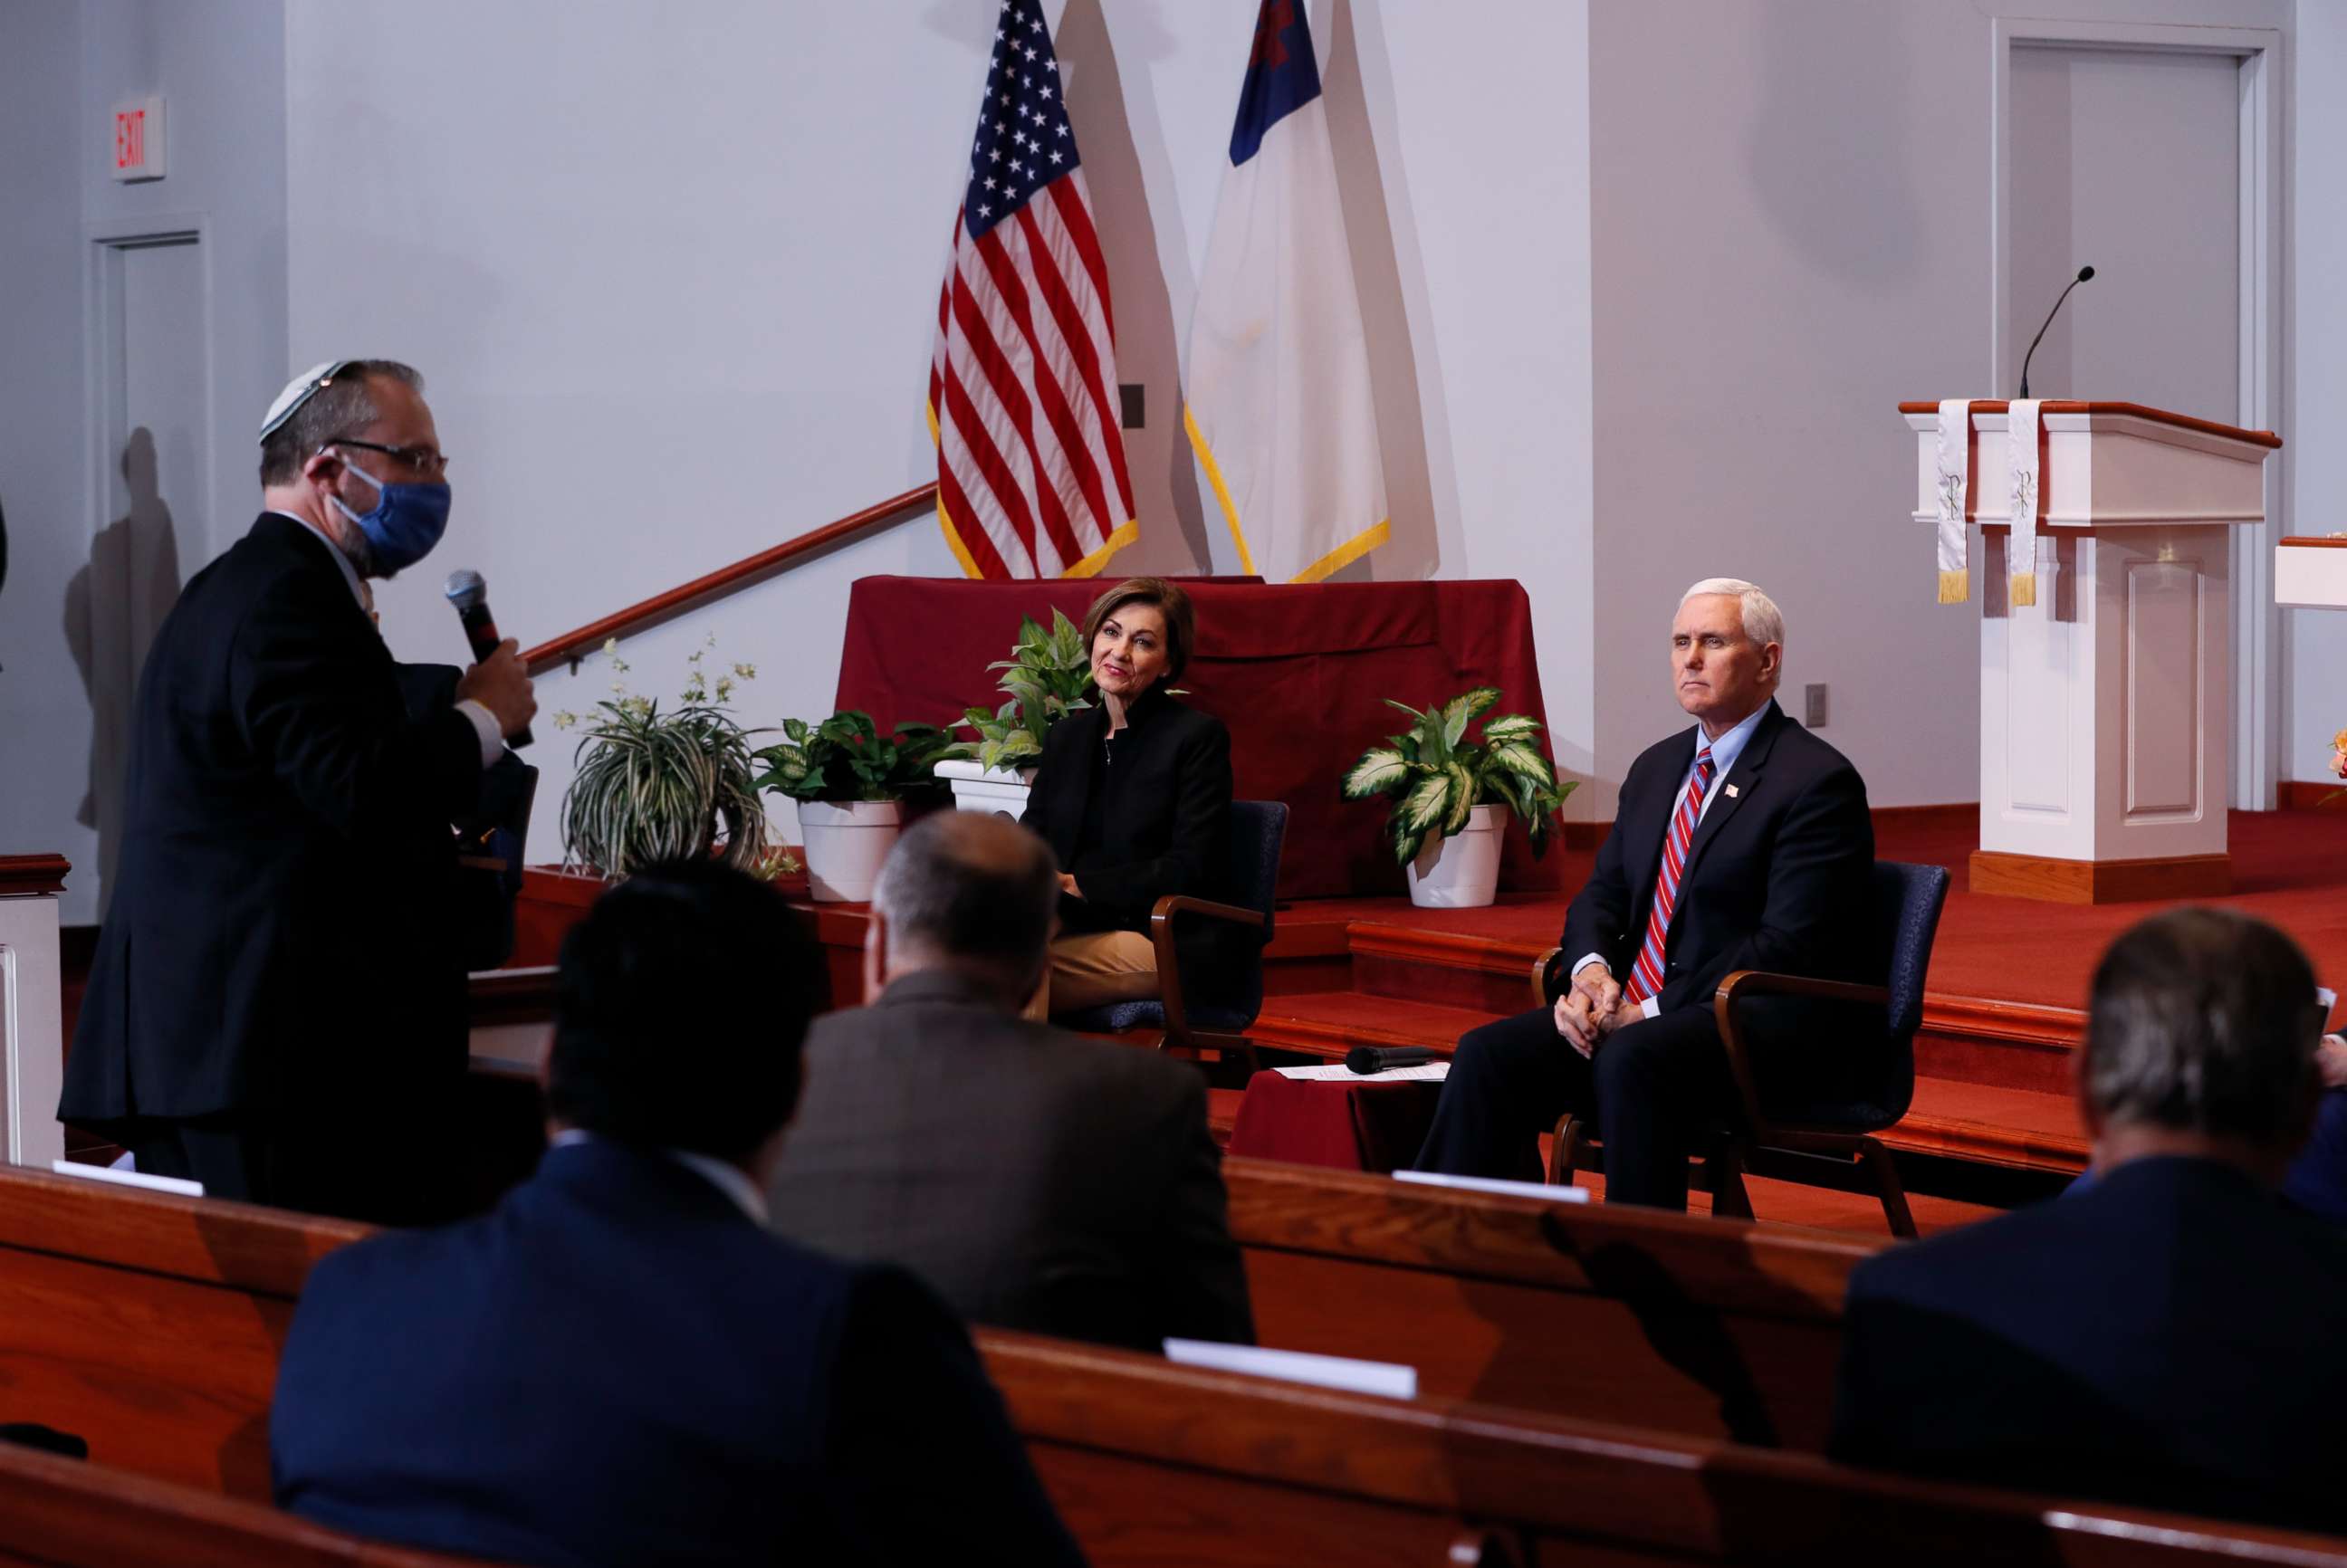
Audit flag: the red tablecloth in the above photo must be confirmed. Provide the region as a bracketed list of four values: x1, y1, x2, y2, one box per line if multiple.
[832, 577, 1558, 899]
[1224, 1070, 1443, 1174]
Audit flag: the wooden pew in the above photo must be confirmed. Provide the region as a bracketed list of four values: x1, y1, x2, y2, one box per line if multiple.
[1225, 1155, 1878, 1449]
[0, 1441, 501, 1566]
[4, 1167, 2346, 1568]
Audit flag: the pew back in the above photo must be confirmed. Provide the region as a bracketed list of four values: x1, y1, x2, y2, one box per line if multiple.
[1225, 1156, 1878, 1448]
[0, 1165, 2342, 1568]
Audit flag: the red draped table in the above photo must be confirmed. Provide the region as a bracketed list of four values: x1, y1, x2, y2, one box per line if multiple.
[1224, 1071, 1444, 1174]
[832, 577, 1558, 900]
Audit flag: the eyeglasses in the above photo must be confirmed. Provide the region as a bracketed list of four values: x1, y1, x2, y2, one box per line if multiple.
[328, 437, 450, 480]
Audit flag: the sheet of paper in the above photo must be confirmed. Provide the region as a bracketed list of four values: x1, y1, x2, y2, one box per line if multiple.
[50, 1159, 203, 1198]
[1272, 1062, 1450, 1083]
[1164, 1339, 1418, 1401]
[1394, 1169, 1592, 1204]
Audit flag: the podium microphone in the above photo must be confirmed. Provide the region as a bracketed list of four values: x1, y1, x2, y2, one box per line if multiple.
[2017, 265, 2094, 398]
[1346, 1045, 1438, 1076]
[444, 569, 532, 750]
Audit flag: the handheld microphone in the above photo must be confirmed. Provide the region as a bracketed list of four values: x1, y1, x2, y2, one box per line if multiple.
[1346, 1045, 1439, 1076]
[444, 569, 532, 750]
[2017, 265, 2094, 398]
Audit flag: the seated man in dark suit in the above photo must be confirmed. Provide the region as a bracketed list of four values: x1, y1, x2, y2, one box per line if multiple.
[767, 810, 1253, 1352]
[1416, 578, 1874, 1208]
[271, 860, 1085, 1568]
[1832, 908, 2347, 1535]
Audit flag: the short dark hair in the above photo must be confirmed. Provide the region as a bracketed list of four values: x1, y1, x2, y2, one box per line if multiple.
[2084, 907, 2322, 1147]
[258, 359, 423, 486]
[1082, 576, 1196, 681]
[872, 812, 1057, 983]
[548, 860, 818, 1162]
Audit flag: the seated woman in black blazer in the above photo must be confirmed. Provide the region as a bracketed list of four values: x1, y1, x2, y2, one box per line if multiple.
[1020, 577, 1232, 1016]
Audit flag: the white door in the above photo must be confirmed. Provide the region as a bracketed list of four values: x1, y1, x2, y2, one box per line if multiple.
[2003, 42, 2263, 806]
[83, 230, 208, 917]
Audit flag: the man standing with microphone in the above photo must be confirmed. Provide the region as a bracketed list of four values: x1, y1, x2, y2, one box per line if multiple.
[62, 359, 535, 1223]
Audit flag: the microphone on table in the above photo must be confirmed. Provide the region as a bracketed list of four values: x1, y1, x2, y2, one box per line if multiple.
[2017, 265, 2094, 398]
[1346, 1045, 1438, 1076]
[444, 568, 532, 750]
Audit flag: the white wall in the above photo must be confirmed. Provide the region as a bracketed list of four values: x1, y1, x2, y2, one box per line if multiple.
[0, 0, 288, 923]
[286, 0, 1599, 855]
[1585, 0, 2292, 818]
[0, 3, 99, 917]
[2288, 0, 2347, 779]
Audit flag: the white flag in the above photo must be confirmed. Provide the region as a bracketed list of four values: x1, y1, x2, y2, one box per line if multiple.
[1183, 1, 1388, 583]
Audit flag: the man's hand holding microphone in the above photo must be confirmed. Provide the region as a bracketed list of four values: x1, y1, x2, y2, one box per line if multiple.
[455, 638, 537, 741]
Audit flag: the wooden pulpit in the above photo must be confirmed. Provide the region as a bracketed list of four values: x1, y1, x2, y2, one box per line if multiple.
[0, 856, 69, 1168]
[1901, 401, 2280, 904]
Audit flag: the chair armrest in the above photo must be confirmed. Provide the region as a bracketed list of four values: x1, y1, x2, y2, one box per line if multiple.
[1531, 946, 1564, 1009]
[1710, 970, 1892, 1142]
[1145, 896, 1270, 1048]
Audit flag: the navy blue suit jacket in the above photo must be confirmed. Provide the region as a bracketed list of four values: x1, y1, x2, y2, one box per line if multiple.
[272, 1140, 1086, 1568]
[1560, 701, 1874, 1016]
[1832, 1155, 2347, 1534]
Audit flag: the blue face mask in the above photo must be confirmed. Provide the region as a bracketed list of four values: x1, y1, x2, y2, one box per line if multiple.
[328, 454, 451, 576]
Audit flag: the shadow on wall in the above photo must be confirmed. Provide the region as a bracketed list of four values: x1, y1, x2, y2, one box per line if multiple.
[1744, 0, 1925, 289]
[64, 428, 184, 919]
[1319, 0, 1442, 583]
[1055, 0, 1213, 576]
[0, 493, 8, 671]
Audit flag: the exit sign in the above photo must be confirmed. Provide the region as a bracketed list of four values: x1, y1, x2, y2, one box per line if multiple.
[111, 96, 165, 182]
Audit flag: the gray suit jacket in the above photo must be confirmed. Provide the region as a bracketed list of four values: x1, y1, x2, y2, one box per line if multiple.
[767, 970, 1254, 1353]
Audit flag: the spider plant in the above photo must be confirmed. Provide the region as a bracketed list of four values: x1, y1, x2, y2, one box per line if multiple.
[555, 639, 772, 880]
[1340, 687, 1573, 865]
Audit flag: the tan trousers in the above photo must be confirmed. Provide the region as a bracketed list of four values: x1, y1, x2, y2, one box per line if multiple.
[1024, 931, 1159, 1020]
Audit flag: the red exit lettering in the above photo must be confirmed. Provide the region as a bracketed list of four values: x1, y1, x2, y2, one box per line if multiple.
[115, 110, 143, 171]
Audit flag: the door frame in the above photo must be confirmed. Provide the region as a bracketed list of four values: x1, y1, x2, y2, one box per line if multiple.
[82, 215, 215, 577]
[1989, 20, 2285, 809]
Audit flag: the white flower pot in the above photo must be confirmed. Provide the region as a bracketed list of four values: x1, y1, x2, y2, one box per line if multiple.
[1404, 804, 1505, 909]
[797, 799, 903, 903]
[933, 758, 1037, 820]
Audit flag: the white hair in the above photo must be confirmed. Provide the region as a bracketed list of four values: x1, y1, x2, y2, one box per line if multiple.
[1680, 578, 1784, 651]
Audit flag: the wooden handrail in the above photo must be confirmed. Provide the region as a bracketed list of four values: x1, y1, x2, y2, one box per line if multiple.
[0, 854, 70, 897]
[521, 482, 939, 675]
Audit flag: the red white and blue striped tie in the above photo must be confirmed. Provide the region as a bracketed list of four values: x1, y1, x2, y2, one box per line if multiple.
[1624, 747, 1714, 1005]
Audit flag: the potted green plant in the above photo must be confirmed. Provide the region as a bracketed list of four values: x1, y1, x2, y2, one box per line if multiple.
[555, 638, 773, 882]
[754, 711, 954, 901]
[1340, 687, 1574, 908]
[934, 608, 1096, 815]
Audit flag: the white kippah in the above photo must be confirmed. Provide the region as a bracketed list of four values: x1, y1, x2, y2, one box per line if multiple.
[259, 359, 355, 443]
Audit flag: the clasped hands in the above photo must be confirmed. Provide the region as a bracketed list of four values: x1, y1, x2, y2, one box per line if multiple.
[1554, 961, 1646, 1058]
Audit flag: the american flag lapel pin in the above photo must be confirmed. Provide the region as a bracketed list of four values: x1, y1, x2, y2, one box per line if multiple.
[1725, 784, 1739, 798]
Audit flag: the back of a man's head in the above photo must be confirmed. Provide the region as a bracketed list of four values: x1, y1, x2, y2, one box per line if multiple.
[872, 812, 1058, 1003]
[548, 859, 817, 1163]
[2084, 907, 2321, 1167]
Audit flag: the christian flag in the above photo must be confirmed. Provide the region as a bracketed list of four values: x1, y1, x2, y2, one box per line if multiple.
[1184, 0, 1388, 583]
[927, 1, 1138, 579]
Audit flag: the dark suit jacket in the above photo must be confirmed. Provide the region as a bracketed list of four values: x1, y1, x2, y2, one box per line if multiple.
[273, 1138, 1085, 1568]
[1831, 1156, 2347, 1535]
[62, 514, 480, 1131]
[1561, 700, 1874, 1014]
[766, 970, 1254, 1353]
[1021, 687, 1232, 959]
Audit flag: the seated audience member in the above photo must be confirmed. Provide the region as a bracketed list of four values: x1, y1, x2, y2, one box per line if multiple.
[1832, 908, 2347, 1535]
[767, 811, 1253, 1352]
[1416, 578, 1874, 1208]
[2280, 1033, 2347, 1222]
[272, 860, 1085, 1568]
[1020, 576, 1232, 1015]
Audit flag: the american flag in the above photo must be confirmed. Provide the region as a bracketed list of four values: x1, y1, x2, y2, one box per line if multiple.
[926, 0, 1137, 580]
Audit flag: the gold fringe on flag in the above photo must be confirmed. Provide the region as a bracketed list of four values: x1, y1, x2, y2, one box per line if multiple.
[2010, 573, 2036, 607]
[1938, 569, 1969, 605]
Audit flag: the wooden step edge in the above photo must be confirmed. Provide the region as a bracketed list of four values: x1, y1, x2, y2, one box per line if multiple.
[1886, 1112, 2087, 1174]
[1922, 994, 2084, 1051]
[1249, 1012, 1488, 1059]
[1346, 923, 1550, 977]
